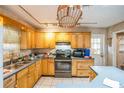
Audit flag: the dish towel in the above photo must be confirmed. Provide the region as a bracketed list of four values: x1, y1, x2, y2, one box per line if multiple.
[103, 77, 120, 88]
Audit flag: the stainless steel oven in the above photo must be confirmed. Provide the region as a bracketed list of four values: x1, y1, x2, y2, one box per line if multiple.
[55, 59, 72, 78]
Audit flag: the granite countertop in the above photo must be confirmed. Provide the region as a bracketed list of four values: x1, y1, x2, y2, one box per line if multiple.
[87, 66, 124, 88]
[3, 55, 93, 80]
[56, 66, 124, 88]
[3, 54, 56, 80]
[71, 56, 94, 60]
[3, 57, 42, 80]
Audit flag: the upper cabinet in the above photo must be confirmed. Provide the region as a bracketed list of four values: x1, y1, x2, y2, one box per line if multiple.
[35, 32, 45, 48]
[20, 27, 35, 49]
[55, 33, 71, 42]
[71, 32, 91, 48]
[35, 32, 55, 48]
[20, 28, 28, 49]
[44, 33, 55, 48]
[83, 33, 91, 48]
[35, 32, 91, 49]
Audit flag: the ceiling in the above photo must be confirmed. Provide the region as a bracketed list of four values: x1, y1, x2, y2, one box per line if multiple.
[0, 5, 124, 29]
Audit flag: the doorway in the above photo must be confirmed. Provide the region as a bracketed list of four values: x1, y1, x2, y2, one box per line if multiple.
[91, 34, 105, 66]
[112, 30, 124, 69]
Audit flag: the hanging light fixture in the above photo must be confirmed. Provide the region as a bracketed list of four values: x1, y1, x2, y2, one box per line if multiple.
[57, 5, 82, 28]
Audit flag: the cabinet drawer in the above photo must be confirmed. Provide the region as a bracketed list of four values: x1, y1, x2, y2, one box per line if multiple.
[77, 70, 90, 76]
[4, 75, 16, 88]
[77, 62, 89, 69]
[17, 68, 28, 78]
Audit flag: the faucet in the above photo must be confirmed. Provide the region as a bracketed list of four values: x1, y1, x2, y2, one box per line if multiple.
[10, 52, 14, 65]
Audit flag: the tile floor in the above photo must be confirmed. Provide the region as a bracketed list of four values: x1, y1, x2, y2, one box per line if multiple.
[34, 77, 89, 88]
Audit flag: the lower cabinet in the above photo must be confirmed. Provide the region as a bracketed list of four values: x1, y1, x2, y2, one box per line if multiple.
[28, 64, 35, 88]
[48, 59, 55, 75]
[42, 58, 55, 76]
[16, 68, 28, 88]
[72, 60, 77, 76]
[15, 58, 54, 88]
[72, 59, 94, 77]
[89, 69, 97, 81]
[16, 60, 42, 88]
[35, 60, 42, 81]
[4, 75, 16, 88]
[42, 59, 48, 75]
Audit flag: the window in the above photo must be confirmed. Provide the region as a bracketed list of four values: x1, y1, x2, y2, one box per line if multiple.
[3, 25, 20, 62]
[91, 38, 101, 54]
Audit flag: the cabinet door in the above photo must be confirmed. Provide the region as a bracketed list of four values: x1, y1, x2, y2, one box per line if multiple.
[37, 60, 41, 78]
[77, 34, 83, 48]
[42, 59, 48, 75]
[48, 59, 55, 75]
[83, 33, 91, 48]
[72, 60, 77, 76]
[16, 75, 28, 88]
[31, 30, 35, 48]
[27, 30, 32, 49]
[28, 72, 35, 88]
[71, 34, 77, 48]
[44, 33, 55, 48]
[28, 64, 35, 88]
[35, 64, 39, 82]
[35, 32, 45, 48]
[16, 68, 28, 88]
[63, 33, 72, 42]
[55, 33, 64, 42]
[20, 30, 28, 49]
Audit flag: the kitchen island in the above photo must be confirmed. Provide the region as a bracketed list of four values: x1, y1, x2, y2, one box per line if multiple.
[56, 66, 124, 88]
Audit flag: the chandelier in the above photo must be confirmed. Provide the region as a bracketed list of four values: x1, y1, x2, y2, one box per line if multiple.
[57, 5, 82, 28]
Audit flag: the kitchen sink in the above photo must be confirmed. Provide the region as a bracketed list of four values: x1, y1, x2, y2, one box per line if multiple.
[3, 61, 32, 74]
[3, 64, 24, 74]
[4, 64, 24, 70]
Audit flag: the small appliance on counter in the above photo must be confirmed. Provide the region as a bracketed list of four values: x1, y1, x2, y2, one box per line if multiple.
[73, 48, 84, 57]
[73, 48, 90, 58]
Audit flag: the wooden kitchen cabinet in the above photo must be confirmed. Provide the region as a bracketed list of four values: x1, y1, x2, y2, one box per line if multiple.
[89, 69, 97, 81]
[71, 34, 77, 48]
[20, 27, 35, 49]
[28, 64, 35, 88]
[83, 33, 91, 48]
[41, 58, 55, 76]
[48, 58, 55, 75]
[42, 59, 48, 75]
[4, 75, 16, 88]
[77, 34, 84, 48]
[16, 68, 28, 88]
[44, 33, 55, 48]
[72, 59, 94, 77]
[72, 60, 77, 76]
[71, 32, 91, 48]
[20, 29, 28, 49]
[35, 32, 45, 48]
[30, 30, 35, 48]
[27, 30, 32, 49]
[35, 60, 42, 79]
[55, 33, 71, 42]
[15, 60, 43, 88]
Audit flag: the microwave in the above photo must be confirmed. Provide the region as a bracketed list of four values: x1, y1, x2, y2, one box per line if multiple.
[73, 49, 84, 57]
